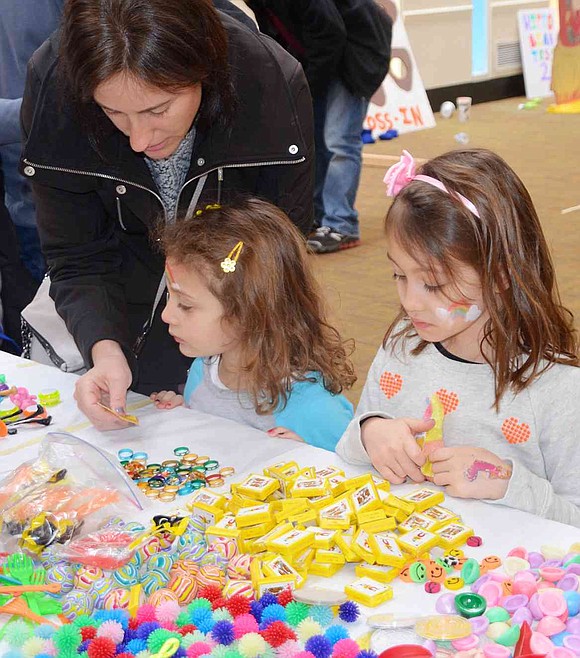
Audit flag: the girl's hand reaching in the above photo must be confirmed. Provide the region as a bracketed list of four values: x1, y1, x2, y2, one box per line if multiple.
[267, 427, 304, 442]
[150, 390, 184, 410]
[361, 416, 435, 484]
[430, 446, 512, 500]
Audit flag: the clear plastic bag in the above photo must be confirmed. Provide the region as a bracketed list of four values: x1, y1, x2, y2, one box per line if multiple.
[0, 432, 147, 555]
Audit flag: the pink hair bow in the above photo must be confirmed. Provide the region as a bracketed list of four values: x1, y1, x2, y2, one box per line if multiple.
[383, 150, 480, 217]
[383, 150, 416, 197]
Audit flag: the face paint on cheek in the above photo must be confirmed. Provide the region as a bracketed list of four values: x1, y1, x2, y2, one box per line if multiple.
[436, 302, 482, 323]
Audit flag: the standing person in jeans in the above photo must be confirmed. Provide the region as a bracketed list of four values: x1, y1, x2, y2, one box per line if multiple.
[309, 0, 392, 253]
[0, 0, 64, 281]
[248, 0, 392, 254]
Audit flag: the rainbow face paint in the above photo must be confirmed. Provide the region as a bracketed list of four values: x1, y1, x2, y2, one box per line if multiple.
[436, 302, 482, 323]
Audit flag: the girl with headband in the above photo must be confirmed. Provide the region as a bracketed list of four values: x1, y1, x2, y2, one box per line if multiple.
[151, 199, 355, 450]
[337, 148, 580, 525]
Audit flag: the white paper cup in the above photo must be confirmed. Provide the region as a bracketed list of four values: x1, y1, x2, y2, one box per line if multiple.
[456, 96, 472, 122]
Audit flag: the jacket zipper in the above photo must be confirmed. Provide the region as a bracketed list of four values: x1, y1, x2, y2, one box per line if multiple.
[217, 167, 223, 204]
[173, 157, 305, 216]
[116, 197, 127, 231]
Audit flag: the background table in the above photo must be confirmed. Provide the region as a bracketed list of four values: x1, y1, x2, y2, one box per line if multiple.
[1, 352, 580, 639]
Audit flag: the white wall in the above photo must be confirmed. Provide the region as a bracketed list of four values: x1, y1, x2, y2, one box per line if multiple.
[402, 0, 554, 89]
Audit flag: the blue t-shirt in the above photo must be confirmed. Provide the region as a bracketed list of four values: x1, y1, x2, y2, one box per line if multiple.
[184, 358, 353, 452]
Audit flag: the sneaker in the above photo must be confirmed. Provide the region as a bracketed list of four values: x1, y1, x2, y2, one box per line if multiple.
[307, 226, 361, 254]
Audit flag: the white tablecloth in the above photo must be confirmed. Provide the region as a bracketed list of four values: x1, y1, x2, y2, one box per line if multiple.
[1, 352, 580, 633]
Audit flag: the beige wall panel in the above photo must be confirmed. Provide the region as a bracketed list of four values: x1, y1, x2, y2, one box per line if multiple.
[405, 10, 473, 88]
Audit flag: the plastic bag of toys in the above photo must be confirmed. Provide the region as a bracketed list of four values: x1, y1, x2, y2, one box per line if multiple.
[0, 432, 147, 556]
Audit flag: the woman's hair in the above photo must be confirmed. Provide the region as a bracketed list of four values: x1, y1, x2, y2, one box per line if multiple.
[159, 198, 356, 414]
[384, 148, 578, 408]
[59, 0, 235, 136]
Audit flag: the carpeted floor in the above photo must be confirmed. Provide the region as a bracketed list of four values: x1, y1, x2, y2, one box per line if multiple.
[311, 96, 580, 404]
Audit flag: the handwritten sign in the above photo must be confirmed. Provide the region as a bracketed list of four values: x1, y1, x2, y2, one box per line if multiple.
[518, 9, 558, 98]
[365, 1, 435, 136]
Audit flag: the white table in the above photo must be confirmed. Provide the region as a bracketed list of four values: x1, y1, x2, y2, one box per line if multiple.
[1, 352, 580, 640]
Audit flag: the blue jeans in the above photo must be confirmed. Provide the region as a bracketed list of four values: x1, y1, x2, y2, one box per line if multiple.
[15, 225, 46, 283]
[314, 79, 368, 237]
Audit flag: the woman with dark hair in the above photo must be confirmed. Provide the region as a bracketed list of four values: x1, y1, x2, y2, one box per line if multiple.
[20, 0, 314, 429]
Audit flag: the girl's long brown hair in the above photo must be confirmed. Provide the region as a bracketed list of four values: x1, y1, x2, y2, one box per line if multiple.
[384, 148, 578, 409]
[160, 198, 356, 414]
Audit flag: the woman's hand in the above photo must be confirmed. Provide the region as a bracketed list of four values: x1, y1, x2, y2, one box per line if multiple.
[150, 390, 184, 409]
[361, 416, 435, 484]
[74, 340, 133, 430]
[430, 446, 512, 499]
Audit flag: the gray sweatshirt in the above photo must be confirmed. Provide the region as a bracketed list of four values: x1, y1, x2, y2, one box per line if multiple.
[336, 334, 580, 527]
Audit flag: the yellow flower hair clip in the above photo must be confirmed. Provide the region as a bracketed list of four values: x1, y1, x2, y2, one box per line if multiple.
[195, 203, 221, 217]
[221, 241, 244, 274]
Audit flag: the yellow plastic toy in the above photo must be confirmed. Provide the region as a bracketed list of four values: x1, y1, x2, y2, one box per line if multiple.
[416, 393, 445, 478]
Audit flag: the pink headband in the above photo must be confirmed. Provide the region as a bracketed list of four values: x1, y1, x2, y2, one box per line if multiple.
[384, 150, 480, 218]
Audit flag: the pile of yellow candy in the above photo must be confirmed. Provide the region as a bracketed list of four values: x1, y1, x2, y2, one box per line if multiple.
[187, 461, 474, 607]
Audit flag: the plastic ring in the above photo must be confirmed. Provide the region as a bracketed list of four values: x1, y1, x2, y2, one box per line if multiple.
[178, 483, 196, 496]
[159, 492, 176, 502]
[146, 489, 160, 498]
[220, 466, 235, 477]
[164, 485, 179, 493]
[118, 448, 134, 460]
[173, 446, 189, 457]
[161, 459, 179, 468]
[192, 465, 207, 473]
[204, 459, 219, 471]
[38, 389, 61, 406]
[454, 593, 487, 618]
[147, 463, 161, 471]
[148, 476, 166, 489]
[191, 480, 206, 489]
[182, 453, 198, 464]
[208, 476, 225, 488]
[165, 475, 184, 486]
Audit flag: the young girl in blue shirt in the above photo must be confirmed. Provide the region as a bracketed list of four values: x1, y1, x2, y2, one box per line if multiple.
[151, 198, 355, 451]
